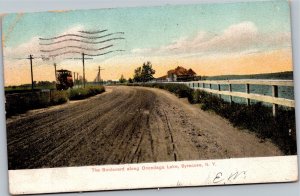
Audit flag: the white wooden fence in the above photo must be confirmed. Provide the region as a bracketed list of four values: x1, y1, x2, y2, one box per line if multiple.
[167, 79, 295, 117]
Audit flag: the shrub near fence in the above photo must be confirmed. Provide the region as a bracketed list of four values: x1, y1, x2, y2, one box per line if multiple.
[128, 82, 296, 155]
[195, 90, 296, 155]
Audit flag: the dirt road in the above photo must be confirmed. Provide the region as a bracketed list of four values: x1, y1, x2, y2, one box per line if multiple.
[6, 86, 282, 169]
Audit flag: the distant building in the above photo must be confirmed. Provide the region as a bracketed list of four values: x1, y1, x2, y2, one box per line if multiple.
[154, 66, 197, 82]
[166, 66, 197, 82]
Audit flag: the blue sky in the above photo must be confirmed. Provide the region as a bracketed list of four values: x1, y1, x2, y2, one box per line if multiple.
[3, 0, 290, 50]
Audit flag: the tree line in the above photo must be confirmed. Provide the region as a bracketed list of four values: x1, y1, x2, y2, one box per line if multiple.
[119, 61, 155, 83]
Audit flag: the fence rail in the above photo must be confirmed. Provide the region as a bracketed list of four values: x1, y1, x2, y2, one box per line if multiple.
[166, 79, 295, 117]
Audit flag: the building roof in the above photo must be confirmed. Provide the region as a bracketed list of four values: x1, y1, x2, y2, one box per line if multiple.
[187, 68, 196, 75]
[167, 66, 196, 76]
[156, 75, 167, 80]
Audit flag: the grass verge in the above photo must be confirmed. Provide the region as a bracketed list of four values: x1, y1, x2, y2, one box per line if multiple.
[69, 86, 105, 100]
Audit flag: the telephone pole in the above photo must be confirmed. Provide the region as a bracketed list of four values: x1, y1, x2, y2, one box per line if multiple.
[73, 72, 76, 85]
[77, 73, 79, 87]
[98, 66, 104, 85]
[54, 63, 57, 82]
[29, 54, 34, 91]
[82, 53, 86, 88]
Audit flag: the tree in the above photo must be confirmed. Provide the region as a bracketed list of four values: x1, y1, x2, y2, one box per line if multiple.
[128, 78, 133, 83]
[119, 74, 127, 83]
[133, 61, 155, 82]
[141, 61, 155, 82]
[133, 67, 142, 82]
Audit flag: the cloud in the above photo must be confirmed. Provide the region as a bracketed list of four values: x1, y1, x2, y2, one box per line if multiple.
[4, 36, 40, 58]
[3, 25, 87, 62]
[131, 21, 291, 57]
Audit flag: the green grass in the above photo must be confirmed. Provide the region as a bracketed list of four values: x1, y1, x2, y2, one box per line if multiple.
[69, 86, 105, 100]
[5, 85, 56, 93]
[50, 90, 69, 105]
[128, 82, 297, 155]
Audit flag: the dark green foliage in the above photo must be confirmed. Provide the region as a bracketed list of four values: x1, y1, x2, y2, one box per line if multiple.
[50, 90, 69, 105]
[133, 61, 156, 82]
[119, 74, 127, 83]
[128, 78, 133, 83]
[195, 90, 297, 155]
[69, 86, 105, 100]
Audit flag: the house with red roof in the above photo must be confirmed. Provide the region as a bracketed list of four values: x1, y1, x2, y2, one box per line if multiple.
[166, 66, 196, 82]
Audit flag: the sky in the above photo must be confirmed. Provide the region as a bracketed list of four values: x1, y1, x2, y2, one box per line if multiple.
[2, 0, 293, 86]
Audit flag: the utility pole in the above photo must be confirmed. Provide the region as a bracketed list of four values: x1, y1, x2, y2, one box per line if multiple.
[98, 66, 104, 85]
[82, 53, 86, 88]
[98, 66, 100, 82]
[29, 54, 34, 91]
[76, 73, 79, 86]
[54, 63, 57, 82]
[73, 72, 76, 85]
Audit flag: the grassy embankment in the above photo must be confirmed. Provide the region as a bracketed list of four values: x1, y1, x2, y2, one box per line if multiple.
[5, 86, 105, 117]
[127, 83, 297, 155]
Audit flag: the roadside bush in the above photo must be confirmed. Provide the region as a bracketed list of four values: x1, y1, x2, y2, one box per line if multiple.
[87, 86, 105, 96]
[50, 90, 68, 105]
[69, 86, 105, 100]
[69, 88, 88, 100]
[196, 90, 297, 155]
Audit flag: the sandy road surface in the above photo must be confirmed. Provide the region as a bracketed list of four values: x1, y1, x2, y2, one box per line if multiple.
[6, 86, 282, 169]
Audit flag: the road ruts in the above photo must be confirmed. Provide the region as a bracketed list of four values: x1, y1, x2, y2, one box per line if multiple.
[6, 86, 283, 170]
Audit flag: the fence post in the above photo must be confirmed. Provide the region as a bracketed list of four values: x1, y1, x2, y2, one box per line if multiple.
[229, 84, 232, 104]
[245, 83, 250, 106]
[272, 85, 278, 117]
[218, 84, 221, 98]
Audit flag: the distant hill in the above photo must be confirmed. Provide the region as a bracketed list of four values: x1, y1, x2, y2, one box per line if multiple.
[204, 71, 293, 80]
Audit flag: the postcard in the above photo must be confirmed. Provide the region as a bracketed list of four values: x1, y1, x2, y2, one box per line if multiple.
[1, 0, 298, 194]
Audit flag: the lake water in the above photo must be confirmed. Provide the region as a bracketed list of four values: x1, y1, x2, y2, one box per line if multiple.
[201, 83, 294, 106]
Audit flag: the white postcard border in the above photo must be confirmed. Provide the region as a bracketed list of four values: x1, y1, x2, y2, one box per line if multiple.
[8, 155, 298, 195]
